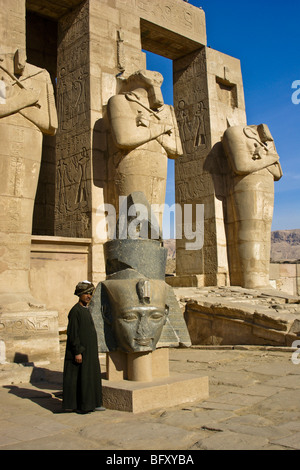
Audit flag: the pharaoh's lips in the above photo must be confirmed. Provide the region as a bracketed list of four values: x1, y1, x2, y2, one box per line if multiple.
[134, 338, 153, 346]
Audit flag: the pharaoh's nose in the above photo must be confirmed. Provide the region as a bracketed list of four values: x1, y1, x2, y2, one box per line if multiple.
[136, 314, 152, 338]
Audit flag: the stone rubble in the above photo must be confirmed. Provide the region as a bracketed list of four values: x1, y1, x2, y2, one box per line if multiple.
[176, 286, 300, 347]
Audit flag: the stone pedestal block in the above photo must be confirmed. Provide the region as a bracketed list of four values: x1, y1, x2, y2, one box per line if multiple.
[102, 373, 209, 413]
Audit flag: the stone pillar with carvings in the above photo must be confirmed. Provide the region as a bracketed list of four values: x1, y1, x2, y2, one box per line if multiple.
[173, 47, 247, 287]
[55, 3, 91, 239]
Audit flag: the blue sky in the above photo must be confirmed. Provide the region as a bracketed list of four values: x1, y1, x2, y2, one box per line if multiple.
[144, 0, 300, 233]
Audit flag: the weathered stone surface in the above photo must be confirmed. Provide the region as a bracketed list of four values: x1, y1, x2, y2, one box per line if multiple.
[29, 236, 91, 327]
[102, 373, 209, 414]
[176, 286, 300, 347]
[0, 310, 60, 363]
[193, 430, 269, 451]
[1, 346, 299, 450]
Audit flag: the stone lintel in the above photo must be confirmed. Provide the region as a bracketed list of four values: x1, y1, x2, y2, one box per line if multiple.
[26, 0, 84, 20]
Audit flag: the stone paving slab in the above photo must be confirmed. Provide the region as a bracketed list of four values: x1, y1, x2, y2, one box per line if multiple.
[0, 346, 299, 451]
[191, 430, 270, 450]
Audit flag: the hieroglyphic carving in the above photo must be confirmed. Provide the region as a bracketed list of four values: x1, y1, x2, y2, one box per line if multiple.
[174, 49, 211, 205]
[136, 0, 193, 30]
[135, 0, 197, 31]
[0, 317, 50, 335]
[57, 66, 89, 132]
[173, 48, 219, 276]
[55, 2, 91, 237]
[176, 99, 207, 156]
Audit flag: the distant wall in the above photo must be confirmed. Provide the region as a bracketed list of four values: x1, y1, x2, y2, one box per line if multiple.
[269, 263, 300, 296]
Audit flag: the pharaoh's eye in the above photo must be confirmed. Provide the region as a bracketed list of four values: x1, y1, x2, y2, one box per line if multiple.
[150, 311, 164, 321]
[122, 313, 138, 322]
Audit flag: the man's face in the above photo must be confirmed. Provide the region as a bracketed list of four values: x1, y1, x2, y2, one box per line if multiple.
[79, 292, 93, 306]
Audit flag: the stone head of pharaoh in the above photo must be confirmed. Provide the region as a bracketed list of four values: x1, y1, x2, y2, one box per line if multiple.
[102, 278, 169, 353]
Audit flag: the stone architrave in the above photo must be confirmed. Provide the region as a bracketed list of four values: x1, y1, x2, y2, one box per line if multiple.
[222, 123, 283, 288]
[0, 48, 58, 311]
[106, 70, 183, 230]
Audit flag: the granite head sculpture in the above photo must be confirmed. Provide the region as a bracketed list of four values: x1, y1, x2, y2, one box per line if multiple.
[101, 277, 169, 353]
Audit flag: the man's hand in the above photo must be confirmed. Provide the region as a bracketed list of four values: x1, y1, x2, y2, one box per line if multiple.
[75, 354, 82, 364]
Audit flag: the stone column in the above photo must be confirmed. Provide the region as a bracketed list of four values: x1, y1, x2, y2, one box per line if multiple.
[173, 47, 246, 287]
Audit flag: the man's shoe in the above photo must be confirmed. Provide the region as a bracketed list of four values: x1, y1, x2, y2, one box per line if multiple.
[94, 406, 106, 411]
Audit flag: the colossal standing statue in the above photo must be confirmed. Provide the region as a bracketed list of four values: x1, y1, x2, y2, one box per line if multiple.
[0, 49, 58, 310]
[222, 124, 283, 289]
[107, 70, 182, 230]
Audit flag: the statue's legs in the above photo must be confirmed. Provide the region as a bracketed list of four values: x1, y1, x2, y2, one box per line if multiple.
[114, 144, 168, 231]
[226, 171, 274, 289]
[0, 118, 43, 310]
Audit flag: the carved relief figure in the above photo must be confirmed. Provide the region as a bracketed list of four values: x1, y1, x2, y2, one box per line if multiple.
[0, 49, 58, 309]
[107, 70, 183, 229]
[222, 124, 283, 289]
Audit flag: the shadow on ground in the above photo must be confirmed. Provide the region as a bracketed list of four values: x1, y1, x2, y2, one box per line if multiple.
[3, 366, 63, 413]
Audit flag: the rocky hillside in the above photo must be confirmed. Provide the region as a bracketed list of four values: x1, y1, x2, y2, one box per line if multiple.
[164, 229, 300, 271]
[271, 229, 300, 262]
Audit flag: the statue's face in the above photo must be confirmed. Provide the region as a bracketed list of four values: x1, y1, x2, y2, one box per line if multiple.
[103, 278, 168, 353]
[243, 125, 278, 160]
[111, 305, 168, 353]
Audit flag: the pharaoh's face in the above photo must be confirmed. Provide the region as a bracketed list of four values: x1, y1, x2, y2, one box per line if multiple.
[111, 305, 168, 353]
[103, 278, 169, 353]
[243, 124, 278, 160]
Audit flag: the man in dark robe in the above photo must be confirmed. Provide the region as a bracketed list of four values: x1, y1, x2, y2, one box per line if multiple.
[62, 281, 105, 413]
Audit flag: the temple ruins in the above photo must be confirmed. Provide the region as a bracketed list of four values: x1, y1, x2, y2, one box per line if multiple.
[0, 0, 299, 403]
